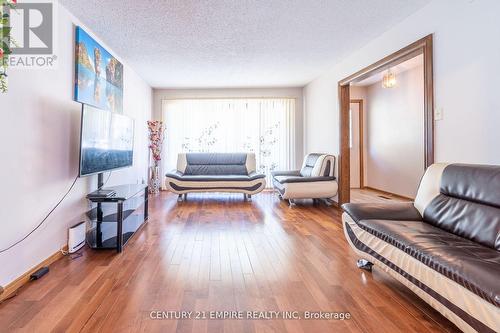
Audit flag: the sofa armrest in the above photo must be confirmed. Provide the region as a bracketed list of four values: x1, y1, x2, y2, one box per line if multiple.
[271, 170, 301, 178]
[248, 171, 266, 180]
[277, 176, 336, 184]
[342, 202, 422, 223]
[165, 170, 184, 180]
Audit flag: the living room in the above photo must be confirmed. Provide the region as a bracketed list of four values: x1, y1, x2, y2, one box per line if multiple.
[0, 1, 498, 332]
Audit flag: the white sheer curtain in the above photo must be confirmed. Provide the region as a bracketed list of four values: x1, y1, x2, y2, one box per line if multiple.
[161, 98, 295, 187]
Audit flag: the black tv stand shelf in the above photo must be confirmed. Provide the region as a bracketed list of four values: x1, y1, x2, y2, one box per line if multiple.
[86, 184, 148, 253]
[87, 188, 117, 199]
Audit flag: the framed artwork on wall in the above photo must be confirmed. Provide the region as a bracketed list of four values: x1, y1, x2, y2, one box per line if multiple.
[74, 26, 123, 113]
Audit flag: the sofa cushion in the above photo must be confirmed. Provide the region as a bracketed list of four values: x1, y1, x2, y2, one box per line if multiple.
[186, 153, 248, 165]
[343, 202, 422, 223]
[440, 164, 500, 208]
[184, 164, 249, 176]
[300, 153, 322, 177]
[166, 171, 265, 182]
[423, 164, 500, 250]
[271, 170, 301, 178]
[424, 195, 500, 251]
[185, 153, 248, 175]
[356, 218, 500, 307]
[274, 175, 336, 184]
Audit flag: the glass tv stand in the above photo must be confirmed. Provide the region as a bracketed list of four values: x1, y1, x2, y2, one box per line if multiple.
[86, 184, 148, 253]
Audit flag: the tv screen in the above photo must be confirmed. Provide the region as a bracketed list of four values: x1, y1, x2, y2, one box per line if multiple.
[79, 105, 134, 176]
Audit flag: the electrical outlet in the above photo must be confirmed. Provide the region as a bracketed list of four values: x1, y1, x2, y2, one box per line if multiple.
[435, 107, 443, 121]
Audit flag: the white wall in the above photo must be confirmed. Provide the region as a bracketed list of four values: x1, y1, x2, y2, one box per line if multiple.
[304, 0, 500, 170]
[153, 88, 305, 168]
[364, 65, 424, 198]
[0, 4, 152, 286]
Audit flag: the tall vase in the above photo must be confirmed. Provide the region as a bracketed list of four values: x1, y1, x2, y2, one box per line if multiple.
[149, 165, 160, 194]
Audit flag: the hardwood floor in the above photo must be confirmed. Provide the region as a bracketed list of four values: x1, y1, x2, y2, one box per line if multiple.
[350, 188, 412, 204]
[0, 192, 458, 333]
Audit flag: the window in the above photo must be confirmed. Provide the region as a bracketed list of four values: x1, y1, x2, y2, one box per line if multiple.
[161, 98, 295, 187]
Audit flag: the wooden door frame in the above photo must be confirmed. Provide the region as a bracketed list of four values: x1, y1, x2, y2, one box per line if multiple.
[338, 34, 434, 205]
[350, 99, 364, 188]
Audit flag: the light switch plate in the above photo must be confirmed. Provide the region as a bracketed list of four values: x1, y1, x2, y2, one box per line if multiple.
[435, 107, 443, 121]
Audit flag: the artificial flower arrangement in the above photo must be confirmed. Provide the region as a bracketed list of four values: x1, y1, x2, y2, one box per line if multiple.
[147, 120, 165, 194]
[0, 0, 16, 93]
[147, 120, 165, 166]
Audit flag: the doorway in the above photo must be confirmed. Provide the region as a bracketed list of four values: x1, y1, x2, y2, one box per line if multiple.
[337, 35, 434, 205]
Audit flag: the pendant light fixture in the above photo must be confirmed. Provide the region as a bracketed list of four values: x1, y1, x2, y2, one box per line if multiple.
[382, 68, 396, 88]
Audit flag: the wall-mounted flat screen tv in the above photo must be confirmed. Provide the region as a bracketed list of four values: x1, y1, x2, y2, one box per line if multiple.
[79, 105, 134, 176]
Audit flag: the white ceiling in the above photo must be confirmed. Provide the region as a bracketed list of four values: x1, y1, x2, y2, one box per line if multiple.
[353, 54, 424, 86]
[59, 0, 431, 89]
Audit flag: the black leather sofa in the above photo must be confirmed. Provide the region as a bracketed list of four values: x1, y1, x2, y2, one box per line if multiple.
[165, 153, 266, 200]
[272, 153, 338, 205]
[342, 163, 499, 333]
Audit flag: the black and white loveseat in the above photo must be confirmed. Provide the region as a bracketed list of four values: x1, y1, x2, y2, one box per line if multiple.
[272, 153, 338, 204]
[342, 163, 500, 333]
[165, 153, 266, 200]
